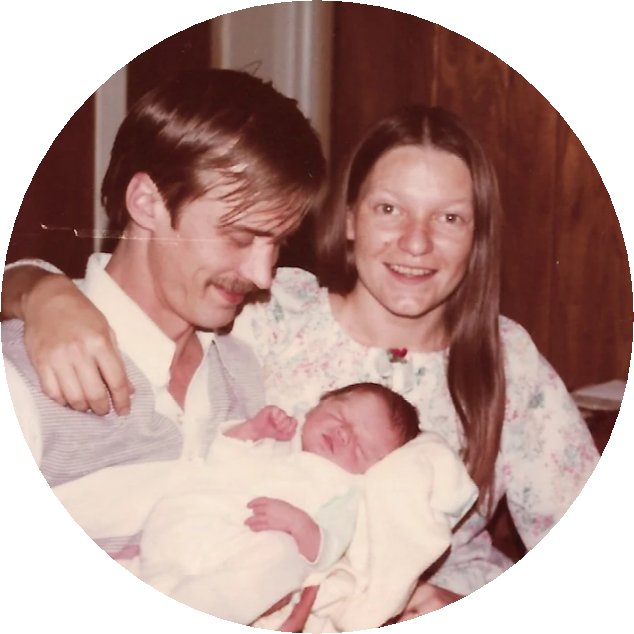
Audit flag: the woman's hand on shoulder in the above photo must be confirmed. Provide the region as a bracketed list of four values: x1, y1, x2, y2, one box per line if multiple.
[22, 273, 131, 415]
[397, 582, 463, 621]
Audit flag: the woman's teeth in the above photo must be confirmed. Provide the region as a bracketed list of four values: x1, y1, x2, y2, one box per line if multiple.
[389, 264, 433, 276]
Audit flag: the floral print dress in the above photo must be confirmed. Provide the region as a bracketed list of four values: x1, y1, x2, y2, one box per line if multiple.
[231, 267, 600, 595]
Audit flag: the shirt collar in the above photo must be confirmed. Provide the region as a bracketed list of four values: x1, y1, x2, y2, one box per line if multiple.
[80, 253, 215, 390]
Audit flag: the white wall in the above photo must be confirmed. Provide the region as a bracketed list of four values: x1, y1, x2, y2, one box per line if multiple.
[212, 2, 333, 155]
[93, 67, 127, 251]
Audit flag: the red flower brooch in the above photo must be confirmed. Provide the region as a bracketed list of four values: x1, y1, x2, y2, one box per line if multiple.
[387, 348, 408, 363]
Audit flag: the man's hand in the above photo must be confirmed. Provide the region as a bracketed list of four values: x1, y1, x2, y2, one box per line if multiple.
[397, 582, 463, 620]
[246, 497, 321, 562]
[226, 406, 297, 442]
[16, 270, 132, 415]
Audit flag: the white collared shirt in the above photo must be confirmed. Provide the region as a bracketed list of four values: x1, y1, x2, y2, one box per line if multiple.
[5, 253, 216, 464]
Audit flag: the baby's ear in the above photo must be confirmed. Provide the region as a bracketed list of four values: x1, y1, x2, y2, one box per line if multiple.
[125, 172, 170, 231]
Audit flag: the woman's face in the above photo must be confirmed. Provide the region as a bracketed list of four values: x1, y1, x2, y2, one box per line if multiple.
[346, 144, 475, 333]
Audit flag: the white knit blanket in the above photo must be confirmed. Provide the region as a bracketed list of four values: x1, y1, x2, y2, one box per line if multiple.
[53, 432, 476, 631]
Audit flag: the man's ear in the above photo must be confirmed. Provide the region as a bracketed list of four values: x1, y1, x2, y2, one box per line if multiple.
[125, 172, 170, 230]
[345, 206, 356, 241]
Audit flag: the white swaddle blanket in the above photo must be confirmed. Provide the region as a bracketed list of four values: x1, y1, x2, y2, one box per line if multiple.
[54, 434, 357, 624]
[53, 431, 476, 632]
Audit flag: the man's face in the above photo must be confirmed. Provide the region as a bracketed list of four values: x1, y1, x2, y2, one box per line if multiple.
[143, 180, 301, 336]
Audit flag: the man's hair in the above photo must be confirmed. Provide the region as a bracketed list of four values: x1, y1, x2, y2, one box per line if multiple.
[101, 68, 327, 231]
[315, 105, 505, 511]
[320, 382, 420, 446]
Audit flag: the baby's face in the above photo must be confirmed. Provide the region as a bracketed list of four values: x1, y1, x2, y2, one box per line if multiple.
[301, 392, 402, 474]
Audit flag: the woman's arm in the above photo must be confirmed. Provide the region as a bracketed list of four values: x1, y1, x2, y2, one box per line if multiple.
[504, 354, 600, 549]
[395, 582, 463, 620]
[1, 264, 53, 320]
[1, 265, 131, 415]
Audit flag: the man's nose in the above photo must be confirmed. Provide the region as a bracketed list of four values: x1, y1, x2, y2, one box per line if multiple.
[397, 218, 433, 256]
[241, 242, 278, 290]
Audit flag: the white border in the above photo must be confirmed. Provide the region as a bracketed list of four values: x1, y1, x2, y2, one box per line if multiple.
[1, 1, 632, 633]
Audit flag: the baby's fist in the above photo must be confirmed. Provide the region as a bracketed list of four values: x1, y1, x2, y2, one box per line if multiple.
[251, 405, 297, 441]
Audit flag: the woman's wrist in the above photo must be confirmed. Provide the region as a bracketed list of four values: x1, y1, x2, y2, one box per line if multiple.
[2, 266, 52, 321]
[19, 270, 69, 323]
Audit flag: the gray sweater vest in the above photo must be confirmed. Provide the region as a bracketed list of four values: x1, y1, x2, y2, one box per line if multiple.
[2, 319, 265, 487]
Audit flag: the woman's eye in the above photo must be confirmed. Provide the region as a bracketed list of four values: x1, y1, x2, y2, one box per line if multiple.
[377, 203, 398, 215]
[437, 212, 464, 225]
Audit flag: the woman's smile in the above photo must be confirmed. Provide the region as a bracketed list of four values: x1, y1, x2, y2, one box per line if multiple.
[347, 144, 474, 326]
[385, 263, 437, 280]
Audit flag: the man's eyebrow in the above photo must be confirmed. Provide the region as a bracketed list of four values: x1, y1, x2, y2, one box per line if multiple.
[241, 227, 277, 238]
[226, 222, 297, 240]
[223, 224, 276, 238]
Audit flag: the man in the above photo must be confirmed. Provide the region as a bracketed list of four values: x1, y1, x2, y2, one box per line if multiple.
[2, 69, 325, 553]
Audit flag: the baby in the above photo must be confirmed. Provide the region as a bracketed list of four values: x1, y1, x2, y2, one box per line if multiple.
[227, 384, 420, 559]
[54, 382, 421, 626]
[139, 382, 421, 625]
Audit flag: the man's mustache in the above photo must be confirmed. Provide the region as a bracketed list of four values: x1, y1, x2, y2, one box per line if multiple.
[208, 277, 258, 295]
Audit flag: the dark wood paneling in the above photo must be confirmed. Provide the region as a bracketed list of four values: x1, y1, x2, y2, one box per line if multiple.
[500, 72, 560, 358]
[127, 21, 212, 106]
[330, 5, 435, 172]
[6, 97, 95, 278]
[431, 25, 510, 173]
[550, 119, 631, 388]
[329, 3, 631, 390]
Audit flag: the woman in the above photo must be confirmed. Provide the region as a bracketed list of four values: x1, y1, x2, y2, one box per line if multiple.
[1, 105, 599, 618]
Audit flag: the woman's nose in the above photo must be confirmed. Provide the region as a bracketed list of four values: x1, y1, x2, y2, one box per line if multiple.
[397, 218, 433, 256]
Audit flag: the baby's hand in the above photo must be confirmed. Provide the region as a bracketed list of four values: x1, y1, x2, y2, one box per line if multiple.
[245, 497, 320, 562]
[245, 497, 303, 533]
[249, 406, 297, 441]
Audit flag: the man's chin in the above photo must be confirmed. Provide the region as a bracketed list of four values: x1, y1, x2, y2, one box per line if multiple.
[194, 307, 240, 333]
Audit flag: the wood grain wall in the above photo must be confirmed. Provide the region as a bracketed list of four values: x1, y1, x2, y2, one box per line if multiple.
[329, 4, 631, 391]
[6, 97, 95, 278]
